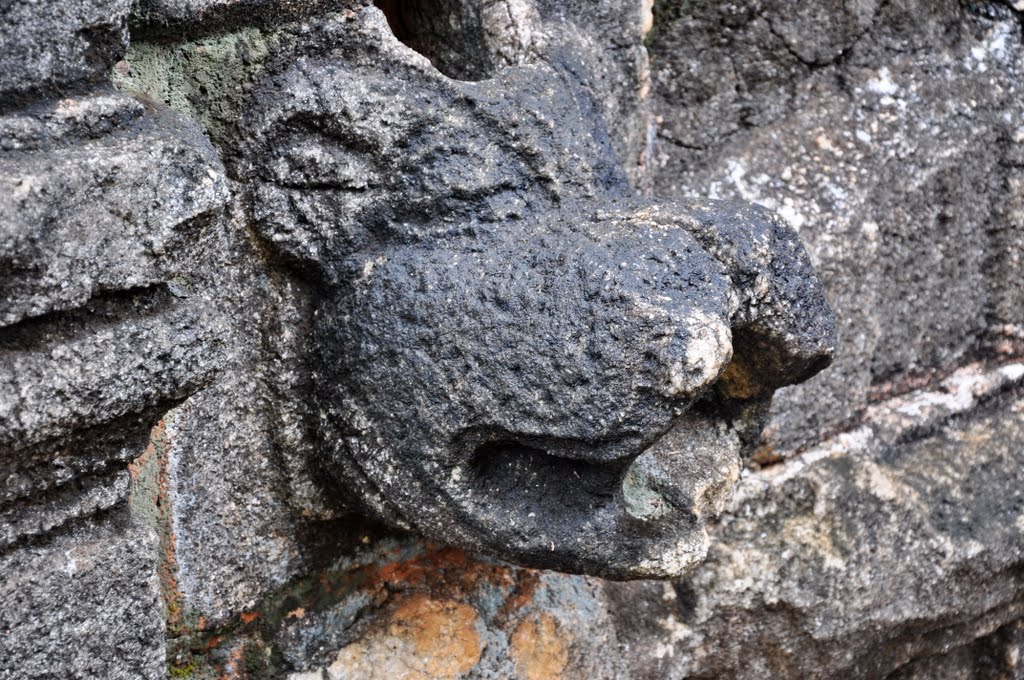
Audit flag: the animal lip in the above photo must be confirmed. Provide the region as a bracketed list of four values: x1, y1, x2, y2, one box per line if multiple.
[468, 438, 633, 513]
[619, 412, 744, 523]
[463, 413, 744, 524]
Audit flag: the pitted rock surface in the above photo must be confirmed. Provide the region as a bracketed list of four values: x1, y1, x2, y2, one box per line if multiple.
[1, 0, 1021, 677]
[648, 0, 1024, 452]
[0, 0, 131, 102]
[237, 8, 835, 578]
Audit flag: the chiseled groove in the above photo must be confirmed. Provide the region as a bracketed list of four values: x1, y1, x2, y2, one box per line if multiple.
[0, 201, 222, 330]
[0, 399, 179, 508]
[0, 282, 175, 348]
[0, 281, 220, 451]
[0, 470, 129, 555]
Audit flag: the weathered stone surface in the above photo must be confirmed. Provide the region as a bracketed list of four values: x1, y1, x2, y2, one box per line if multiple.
[111, 26, 283, 151]
[370, 0, 656, 182]
[87, 4, 734, 630]
[608, 363, 1024, 678]
[3, 0, 1024, 676]
[629, 5, 1024, 673]
[534, 0, 656, 185]
[234, 7, 834, 579]
[0, 92, 230, 540]
[626, 2, 1024, 667]
[647, 0, 1024, 451]
[889, 619, 1024, 680]
[374, 0, 546, 81]
[0, 38, 231, 679]
[0, 507, 165, 680]
[160, 276, 322, 624]
[130, 0, 361, 34]
[0, 0, 131, 102]
[0, 92, 228, 326]
[159, 540, 626, 678]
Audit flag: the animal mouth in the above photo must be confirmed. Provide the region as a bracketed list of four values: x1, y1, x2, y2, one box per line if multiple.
[462, 408, 747, 524]
[447, 401, 763, 577]
[469, 438, 633, 515]
[448, 422, 732, 578]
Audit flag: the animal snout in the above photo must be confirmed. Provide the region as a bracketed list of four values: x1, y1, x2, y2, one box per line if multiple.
[608, 200, 837, 406]
[655, 311, 734, 401]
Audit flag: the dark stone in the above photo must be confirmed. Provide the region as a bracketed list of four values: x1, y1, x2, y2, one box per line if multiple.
[238, 8, 835, 579]
[0, 0, 131, 104]
[17, 0, 1024, 675]
[0, 91, 229, 537]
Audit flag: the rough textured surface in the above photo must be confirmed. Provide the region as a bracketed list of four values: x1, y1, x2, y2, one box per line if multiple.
[237, 8, 834, 578]
[0, 0, 131, 102]
[163, 540, 627, 678]
[3, 0, 1024, 677]
[889, 619, 1024, 680]
[647, 0, 1024, 452]
[0, 90, 231, 544]
[0, 507, 165, 680]
[0, 3, 233, 674]
[0, 92, 227, 326]
[130, 0, 361, 35]
[608, 363, 1024, 678]
[615, 1, 1024, 674]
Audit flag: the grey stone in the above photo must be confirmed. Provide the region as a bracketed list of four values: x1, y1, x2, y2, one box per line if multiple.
[0, 92, 230, 533]
[237, 8, 834, 579]
[534, 0, 656, 185]
[372, 0, 546, 81]
[0, 0, 131, 102]
[130, 0, 362, 35]
[0, 507, 165, 680]
[161, 264, 310, 623]
[638, 6, 1024, 669]
[0, 84, 230, 677]
[647, 0, 1024, 451]
[608, 362, 1024, 678]
[0, 91, 229, 327]
[372, 0, 655, 182]
[91, 1, 666, 625]
[0, 471, 127, 550]
[888, 619, 1024, 680]
[4, 0, 1022, 676]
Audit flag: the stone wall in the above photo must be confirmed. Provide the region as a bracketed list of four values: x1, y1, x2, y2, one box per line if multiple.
[1, 0, 1022, 678]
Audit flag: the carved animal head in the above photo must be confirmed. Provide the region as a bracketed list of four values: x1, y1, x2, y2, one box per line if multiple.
[239, 8, 836, 578]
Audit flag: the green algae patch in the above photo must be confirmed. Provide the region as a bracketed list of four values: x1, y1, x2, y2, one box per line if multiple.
[113, 27, 281, 151]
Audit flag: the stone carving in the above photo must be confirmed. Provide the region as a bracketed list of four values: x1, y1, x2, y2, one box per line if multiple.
[4, 0, 1024, 676]
[237, 10, 836, 578]
[0, 4, 835, 651]
[0, 91, 229, 547]
[0, 89, 229, 678]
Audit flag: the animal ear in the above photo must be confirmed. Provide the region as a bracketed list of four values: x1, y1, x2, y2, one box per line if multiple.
[237, 53, 402, 276]
[237, 8, 629, 279]
[239, 51, 528, 277]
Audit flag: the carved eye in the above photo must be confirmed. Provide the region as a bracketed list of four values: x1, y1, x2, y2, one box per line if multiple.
[269, 135, 379, 191]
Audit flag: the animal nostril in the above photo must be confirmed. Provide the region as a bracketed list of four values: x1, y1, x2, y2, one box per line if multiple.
[713, 357, 766, 401]
[723, 325, 836, 396]
[646, 198, 838, 392]
[658, 312, 734, 400]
